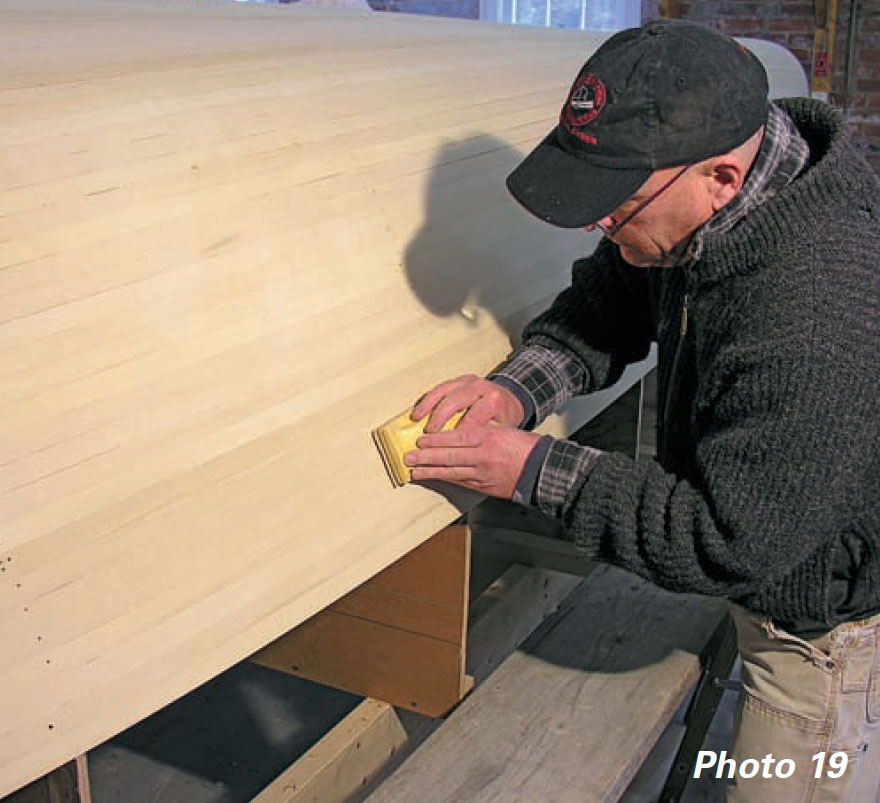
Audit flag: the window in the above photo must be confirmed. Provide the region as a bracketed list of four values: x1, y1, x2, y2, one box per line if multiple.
[480, 0, 640, 32]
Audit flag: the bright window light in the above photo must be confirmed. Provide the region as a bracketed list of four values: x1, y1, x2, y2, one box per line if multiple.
[481, 0, 640, 31]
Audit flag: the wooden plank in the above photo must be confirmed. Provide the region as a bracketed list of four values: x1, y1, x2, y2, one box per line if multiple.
[73, 758, 89, 803]
[250, 699, 407, 803]
[811, 0, 838, 99]
[0, 1, 808, 795]
[660, 0, 681, 18]
[657, 615, 738, 803]
[618, 723, 688, 803]
[466, 564, 582, 686]
[364, 564, 728, 803]
[4, 756, 89, 803]
[253, 526, 472, 717]
[330, 524, 470, 645]
[468, 494, 594, 578]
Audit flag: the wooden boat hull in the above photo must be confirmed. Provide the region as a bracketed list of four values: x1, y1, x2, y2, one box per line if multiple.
[0, 1, 807, 794]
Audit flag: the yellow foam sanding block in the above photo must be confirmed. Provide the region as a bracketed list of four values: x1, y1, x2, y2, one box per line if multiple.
[372, 407, 466, 488]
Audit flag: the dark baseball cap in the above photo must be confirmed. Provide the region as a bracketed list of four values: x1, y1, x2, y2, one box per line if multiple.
[506, 20, 770, 228]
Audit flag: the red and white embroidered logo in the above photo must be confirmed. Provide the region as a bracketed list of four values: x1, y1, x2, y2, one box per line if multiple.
[561, 74, 606, 145]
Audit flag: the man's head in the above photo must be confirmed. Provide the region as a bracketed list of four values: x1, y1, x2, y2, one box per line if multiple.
[506, 20, 770, 265]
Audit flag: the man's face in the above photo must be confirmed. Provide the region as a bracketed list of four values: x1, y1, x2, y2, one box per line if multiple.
[587, 165, 715, 268]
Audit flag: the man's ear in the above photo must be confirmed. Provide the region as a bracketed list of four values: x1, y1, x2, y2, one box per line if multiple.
[705, 126, 763, 213]
[707, 157, 747, 212]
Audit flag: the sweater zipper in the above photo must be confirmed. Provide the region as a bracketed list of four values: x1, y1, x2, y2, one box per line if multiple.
[662, 264, 696, 462]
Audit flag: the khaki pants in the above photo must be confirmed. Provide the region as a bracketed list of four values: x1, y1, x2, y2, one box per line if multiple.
[726, 605, 880, 802]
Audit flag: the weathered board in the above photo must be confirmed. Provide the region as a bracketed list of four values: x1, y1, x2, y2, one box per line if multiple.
[0, 1, 808, 796]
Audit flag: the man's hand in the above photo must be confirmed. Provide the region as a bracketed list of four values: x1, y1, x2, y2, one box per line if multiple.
[411, 374, 525, 434]
[404, 426, 542, 499]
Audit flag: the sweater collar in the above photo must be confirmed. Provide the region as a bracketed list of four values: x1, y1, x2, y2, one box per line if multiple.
[682, 103, 810, 266]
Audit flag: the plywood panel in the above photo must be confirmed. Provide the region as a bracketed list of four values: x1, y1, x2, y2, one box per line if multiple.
[253, 525, 472, 716]
[0, 1, 807, 796]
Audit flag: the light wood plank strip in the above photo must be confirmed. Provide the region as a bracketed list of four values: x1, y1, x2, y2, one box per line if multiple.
[250, 699, 407, 803]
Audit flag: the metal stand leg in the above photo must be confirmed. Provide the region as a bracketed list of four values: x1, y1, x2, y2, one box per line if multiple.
[658, 612, 739, 803]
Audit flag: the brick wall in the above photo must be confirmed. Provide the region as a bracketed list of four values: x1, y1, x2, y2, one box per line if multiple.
[844, 1, 880, 173]
[642, 0, 880, 173]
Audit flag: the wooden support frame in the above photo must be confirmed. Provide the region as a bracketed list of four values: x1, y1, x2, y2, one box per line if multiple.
[658, 614, 739, 803]
[811, 0, 839, 99]
[244, 552, 736, 803]
[250, 699, 408, 803]
[362, 563, 731, 803]
[4, 756, 90, 803]
[660, 0, 681, 18]
[247, 560, 582, 803]
[252, 525, 473, 718]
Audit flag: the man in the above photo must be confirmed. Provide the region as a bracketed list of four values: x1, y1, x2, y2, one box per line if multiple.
[403, 20, 880, 803]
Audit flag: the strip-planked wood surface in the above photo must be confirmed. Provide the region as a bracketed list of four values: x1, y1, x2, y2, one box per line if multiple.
[0, 1, 807, 796]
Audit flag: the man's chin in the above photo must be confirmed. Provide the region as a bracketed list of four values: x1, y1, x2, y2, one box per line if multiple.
[618, 245, 655, 268]
[619, 245, 678, 269]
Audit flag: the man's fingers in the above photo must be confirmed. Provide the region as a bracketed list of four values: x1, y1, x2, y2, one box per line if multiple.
[425, 388, 504, 432]
[412, 375, 521, 432]
[405, 425, 542, 499]
[415, 429, 481, 449]
[411, 386, 448, 420]
[457, 402, 495, 429]
[424, 405, 457, 433]
[424, 392, 479, 433]
[410, 465, 478, 483]
[412, 375, 479, 421]
[406, 446, 478, 468]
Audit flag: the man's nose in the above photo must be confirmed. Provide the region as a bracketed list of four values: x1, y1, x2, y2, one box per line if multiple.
[585, 215, 615, 234]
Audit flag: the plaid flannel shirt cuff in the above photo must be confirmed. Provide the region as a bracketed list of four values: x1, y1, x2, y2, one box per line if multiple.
[489, 344, 586, 428]
[511, 434, 553, 504]
[534, 438, 604, 518]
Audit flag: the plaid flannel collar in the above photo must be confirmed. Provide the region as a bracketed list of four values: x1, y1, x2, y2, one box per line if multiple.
[682, 103, 810, 265]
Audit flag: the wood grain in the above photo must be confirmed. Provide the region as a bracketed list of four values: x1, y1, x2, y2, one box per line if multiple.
[0, 1, 808, 796]
[250, 699, 407, 803]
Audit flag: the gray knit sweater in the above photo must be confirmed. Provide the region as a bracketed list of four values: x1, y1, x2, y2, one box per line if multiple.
[520, 98, 880, 630]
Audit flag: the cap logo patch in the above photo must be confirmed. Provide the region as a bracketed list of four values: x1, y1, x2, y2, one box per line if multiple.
[561, 74, 606, 145]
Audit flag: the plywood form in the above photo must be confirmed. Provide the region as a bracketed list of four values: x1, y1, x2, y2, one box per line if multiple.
[253, 525, 472, 717]
[0, 1, 808, 796]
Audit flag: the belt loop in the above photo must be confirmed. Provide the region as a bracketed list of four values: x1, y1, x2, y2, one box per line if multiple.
[764, 620, 835, 669]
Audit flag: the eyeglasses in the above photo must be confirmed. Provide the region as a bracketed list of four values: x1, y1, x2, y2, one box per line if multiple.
[593, 164, 691, 238]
